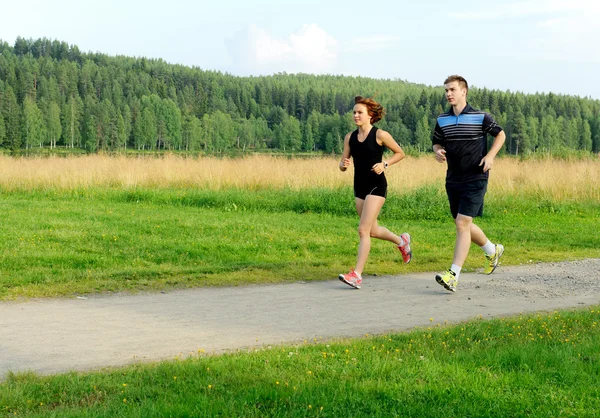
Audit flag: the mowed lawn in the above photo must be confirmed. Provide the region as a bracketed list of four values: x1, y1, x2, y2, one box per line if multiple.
[0, 185, 598, 299]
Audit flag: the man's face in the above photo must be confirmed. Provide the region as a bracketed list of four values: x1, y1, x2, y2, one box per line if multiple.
[444, 81, 467, 106]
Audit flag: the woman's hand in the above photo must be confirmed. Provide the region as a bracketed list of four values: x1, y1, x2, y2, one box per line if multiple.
[339, 158, 351, 171]
[371, 162, 386, 175]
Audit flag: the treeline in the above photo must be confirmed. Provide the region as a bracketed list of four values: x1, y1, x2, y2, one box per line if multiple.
[1, 36, 600, 155]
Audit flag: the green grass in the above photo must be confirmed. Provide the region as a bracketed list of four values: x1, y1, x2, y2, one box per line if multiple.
[2, 307, 599, 417]
[0, 186, 598, 299]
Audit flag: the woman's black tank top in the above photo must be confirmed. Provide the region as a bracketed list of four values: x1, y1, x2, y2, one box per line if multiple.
[349, 127, 384, 180]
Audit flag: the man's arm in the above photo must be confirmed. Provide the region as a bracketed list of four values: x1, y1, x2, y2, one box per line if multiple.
[480, 130, 506, 172]
[432, 121, 446, 163]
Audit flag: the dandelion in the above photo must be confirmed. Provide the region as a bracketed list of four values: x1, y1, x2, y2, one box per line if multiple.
[123, 398, 127, 403]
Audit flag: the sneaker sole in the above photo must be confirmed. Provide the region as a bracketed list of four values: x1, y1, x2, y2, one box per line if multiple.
[485, 245, 505, 275]
[339, 275, 361, 289]
[435, 274, 456, 292]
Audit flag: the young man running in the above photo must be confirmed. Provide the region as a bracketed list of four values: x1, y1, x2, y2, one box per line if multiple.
[432, 75, 506, 292]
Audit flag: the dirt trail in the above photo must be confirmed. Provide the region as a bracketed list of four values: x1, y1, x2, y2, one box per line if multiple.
[1, 259, 599, 379]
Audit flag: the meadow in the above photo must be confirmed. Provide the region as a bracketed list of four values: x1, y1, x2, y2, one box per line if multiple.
[0, 154, 598, 300]
[1, 154, 599, 416]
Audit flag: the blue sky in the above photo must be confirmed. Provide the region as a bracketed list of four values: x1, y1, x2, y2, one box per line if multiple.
[2, 0, 599, 99]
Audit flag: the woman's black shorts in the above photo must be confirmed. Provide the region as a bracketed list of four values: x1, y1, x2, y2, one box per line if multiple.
[354, 174, 387, 200]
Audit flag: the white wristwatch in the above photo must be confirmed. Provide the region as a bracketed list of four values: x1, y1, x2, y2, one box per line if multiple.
[383, 161, 388, 169]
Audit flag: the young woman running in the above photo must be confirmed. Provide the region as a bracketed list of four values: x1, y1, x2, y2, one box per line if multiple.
[338, 96, 412, 289]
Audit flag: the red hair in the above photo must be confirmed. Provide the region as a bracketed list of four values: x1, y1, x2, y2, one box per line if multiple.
[354, 96, 385, 123]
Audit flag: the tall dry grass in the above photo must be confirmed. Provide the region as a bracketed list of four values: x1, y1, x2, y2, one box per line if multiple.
[0, 154, 598, 201]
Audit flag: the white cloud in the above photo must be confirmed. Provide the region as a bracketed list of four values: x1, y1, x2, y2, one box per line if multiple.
[226, 24, 338, 75]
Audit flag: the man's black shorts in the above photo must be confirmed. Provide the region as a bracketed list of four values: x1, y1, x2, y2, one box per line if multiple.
[445, 180, 488, 219]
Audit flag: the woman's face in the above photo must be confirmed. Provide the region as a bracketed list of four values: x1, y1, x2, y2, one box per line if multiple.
[353, 103, 371, 126]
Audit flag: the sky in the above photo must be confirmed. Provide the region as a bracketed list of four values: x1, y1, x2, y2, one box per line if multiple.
[2, 0, 599, 100]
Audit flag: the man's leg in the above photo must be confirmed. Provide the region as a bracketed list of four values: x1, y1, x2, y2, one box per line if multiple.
[453, 214, 473, 267]
[471, 219, 504, 274]
[470, 222, 488, 246]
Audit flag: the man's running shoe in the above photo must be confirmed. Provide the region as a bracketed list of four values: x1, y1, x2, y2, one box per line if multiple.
[397, 233, 412, 264]
[339, 269, 362, 289]
[484, 244, 504, 275]
[435, 269, 458, 292]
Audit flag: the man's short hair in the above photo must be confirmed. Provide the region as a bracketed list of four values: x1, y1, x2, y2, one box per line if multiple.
[444, 75, 468, 92]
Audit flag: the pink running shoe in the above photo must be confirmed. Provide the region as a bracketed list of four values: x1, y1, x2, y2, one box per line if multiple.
[397, 233, 412, 264]
[338, 269, 362, 289]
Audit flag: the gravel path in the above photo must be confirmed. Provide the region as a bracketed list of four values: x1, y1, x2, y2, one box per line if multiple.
[1, 259, 599, 379]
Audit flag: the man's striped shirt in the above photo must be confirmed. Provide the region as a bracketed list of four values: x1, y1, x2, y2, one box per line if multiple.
[432, 104, 503, 183]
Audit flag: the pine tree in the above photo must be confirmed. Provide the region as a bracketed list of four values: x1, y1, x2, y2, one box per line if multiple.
[2, 86, 22, 150]
[0, 114, 5, 146]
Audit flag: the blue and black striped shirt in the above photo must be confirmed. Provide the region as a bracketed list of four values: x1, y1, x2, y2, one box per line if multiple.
[432, 104, 503, 183]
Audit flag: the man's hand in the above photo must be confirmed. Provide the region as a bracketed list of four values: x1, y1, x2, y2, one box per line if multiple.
[434, 148, 446, 163]
[479, 155, 494, 172]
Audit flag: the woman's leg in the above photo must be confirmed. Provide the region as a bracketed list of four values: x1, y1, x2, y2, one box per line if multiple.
[354, 195, 386, 274]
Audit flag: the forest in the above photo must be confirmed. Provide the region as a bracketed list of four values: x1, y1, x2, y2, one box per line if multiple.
[1, 36, 599, 155]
